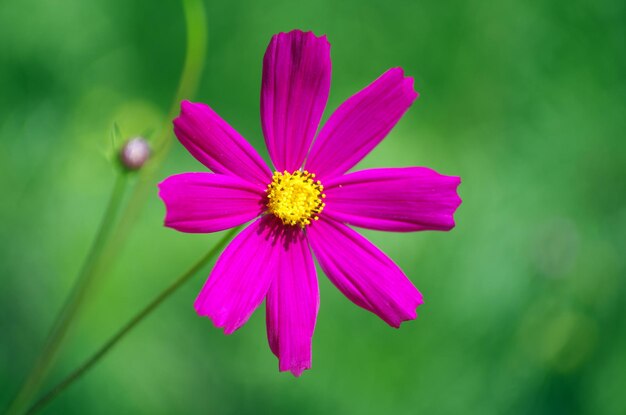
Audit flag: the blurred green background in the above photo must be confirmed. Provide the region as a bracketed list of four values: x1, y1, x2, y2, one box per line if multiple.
[1, 0, 625, 413]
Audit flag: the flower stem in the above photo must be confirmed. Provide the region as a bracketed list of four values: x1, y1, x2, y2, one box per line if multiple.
[6, 1, 207, 413]
[85, 0, 208, 292]
[6, 172, 129, 415]
[25, 227, 240, 415]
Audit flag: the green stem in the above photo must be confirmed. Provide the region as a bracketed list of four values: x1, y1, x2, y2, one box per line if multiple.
[26, 227, 240, 415]
[6, 172, 129, 415]
[6, 1, 207, 413]
[89, 0, 208, 292]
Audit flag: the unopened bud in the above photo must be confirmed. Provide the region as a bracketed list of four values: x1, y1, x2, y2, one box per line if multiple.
[119, 137, 151, 170]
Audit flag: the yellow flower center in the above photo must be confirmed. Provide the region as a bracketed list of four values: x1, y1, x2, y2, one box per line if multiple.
[266, 170, 326, 227]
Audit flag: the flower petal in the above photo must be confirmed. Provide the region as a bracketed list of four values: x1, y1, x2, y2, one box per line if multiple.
[266, 227, 319, 377]
[323, 167, 462, 232]
[308, 218, 423, 327]
[158, 173, 266, 233]
[195, 216, 282, 334]
[305, 68, 418, 180]
[174, 100, 272, 187]
[261, 30, 331, 172]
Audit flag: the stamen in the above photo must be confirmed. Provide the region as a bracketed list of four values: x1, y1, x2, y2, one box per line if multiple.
[266, 170, 325, 228]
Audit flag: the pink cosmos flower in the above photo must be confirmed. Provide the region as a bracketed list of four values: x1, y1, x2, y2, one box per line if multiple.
[159, 30, 461, 376]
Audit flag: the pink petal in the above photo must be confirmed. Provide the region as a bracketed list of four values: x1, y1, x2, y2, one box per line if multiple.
[261, 30, 331, 172]
[305, 68, 418, 180]
[308, 218, 423, 328]
[174, 100, 272, 187]
[265, 227, 319, 377]
[158, 173, 266, 233]
[195, 216, 282, 334]
[323, 167, 462, 232]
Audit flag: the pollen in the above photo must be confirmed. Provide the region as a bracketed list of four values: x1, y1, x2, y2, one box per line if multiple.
[266, 170, 326, 227]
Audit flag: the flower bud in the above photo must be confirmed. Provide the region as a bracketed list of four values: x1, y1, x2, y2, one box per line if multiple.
[119, 137, 151, 170]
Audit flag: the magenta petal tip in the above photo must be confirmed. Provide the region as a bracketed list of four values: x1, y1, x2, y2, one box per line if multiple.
[289, 366, 307, 377]
[272, 29, 331, 45]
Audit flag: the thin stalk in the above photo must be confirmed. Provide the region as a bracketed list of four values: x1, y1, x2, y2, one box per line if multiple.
[6, 172, 129, 415]
[6, 0, 207, 413]
[26, 227, 240, 415]
[84, 0, 208, 300]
